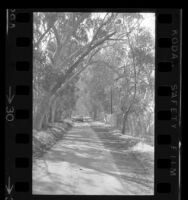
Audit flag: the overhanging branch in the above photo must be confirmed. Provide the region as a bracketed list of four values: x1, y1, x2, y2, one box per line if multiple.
[55, 47, 101, 97]
[34, 25, 53, 49]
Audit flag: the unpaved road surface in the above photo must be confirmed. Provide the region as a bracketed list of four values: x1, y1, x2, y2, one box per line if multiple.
[33, 122, 153, 195]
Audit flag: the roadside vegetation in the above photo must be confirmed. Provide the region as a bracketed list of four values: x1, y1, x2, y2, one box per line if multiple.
[33, 121, 72, 158]
[33, 12, 155, 168]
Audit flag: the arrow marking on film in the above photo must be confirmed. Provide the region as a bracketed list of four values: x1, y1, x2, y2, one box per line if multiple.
[6, 86, 15, 104]
[5, 176, 13, 195]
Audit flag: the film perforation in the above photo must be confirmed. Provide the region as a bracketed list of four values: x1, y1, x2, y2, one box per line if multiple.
[158, 38, 172, 48]
[157, 135, 171, 145]
[16, 61, 30, 71]
[15, 109, 30, 119]
[157, 183, 171, 193]
[158, 14, 172, 24]
[16, 13, 30, 23]
[157, 110, 171, 120]
[15, 157, 29, 168]
[157, 159, 171, 169]
[15, 182, 30, 192]
[15, 133, 30, 144]
[16, 37, 30, 47]
[158, 86, 171, 96]
[16, 85, 30, 95]
[158, 62, 172, 72]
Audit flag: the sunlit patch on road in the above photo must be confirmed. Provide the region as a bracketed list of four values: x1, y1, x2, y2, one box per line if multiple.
[33, 123, 154, 195]
[73, 122, 91, 127]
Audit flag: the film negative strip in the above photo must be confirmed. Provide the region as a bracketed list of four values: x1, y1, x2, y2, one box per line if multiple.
[4, 8, 182, 200]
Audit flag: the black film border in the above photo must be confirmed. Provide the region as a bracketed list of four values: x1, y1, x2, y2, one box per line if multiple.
[4, 8, 182, 200]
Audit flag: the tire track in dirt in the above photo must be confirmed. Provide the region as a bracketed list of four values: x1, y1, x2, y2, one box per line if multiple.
[33, 122, 153, 195]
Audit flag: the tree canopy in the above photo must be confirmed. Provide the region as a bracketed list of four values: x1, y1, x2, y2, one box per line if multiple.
[33, 12, 155, 141]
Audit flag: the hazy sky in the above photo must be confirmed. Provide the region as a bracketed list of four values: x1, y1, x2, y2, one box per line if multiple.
[39, 12, 155, 51]
[92, 12, 155, 38]
[140, 13, 155, 38]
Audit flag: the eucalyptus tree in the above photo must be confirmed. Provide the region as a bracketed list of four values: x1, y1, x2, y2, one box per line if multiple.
[33, 12, 154, 137]
[111, 13, 155, 135]
[33, 12, 119, 130]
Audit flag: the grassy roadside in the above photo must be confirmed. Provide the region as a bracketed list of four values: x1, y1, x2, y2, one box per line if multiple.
[90, 123, 154, 181]
[33, 120, 73, 158]
[109, 127, 154, 179]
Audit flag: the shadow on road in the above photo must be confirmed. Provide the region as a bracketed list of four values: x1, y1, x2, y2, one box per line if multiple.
[90, 125, 154, 190]
[33, 122, 153, 195]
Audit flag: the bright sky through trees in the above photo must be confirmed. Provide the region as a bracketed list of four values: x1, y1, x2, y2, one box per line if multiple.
[141, 13, 155, 38]
[91, 12, 155, 37]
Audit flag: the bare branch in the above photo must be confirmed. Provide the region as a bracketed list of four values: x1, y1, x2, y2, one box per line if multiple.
[123, 33, 137, 116]
[34, 25, 53, 49]
[52, 24, 61, 48]
[91, 60, 120, 76]
[108, 38, 127, 41]
[62, 31, 117, 80]
[56, 47, 101, 96]
[91, 13, 115, 43]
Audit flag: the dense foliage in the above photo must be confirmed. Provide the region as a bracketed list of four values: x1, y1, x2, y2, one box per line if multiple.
[33, 12, 154, 143]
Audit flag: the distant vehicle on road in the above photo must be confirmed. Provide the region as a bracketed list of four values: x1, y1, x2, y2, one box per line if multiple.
[83, 116, 92, 122]
[72, 116, 84, 122]
[71, 116, 92, 122]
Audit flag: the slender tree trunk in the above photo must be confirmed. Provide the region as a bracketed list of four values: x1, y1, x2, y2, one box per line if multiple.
[33, 93, 57, 130]
[33, 16, 118, 131]
[121, 33, 137, 135]
[54, 99, 61, 122]
[33, 93, 51, 130]
[93, 110, 97, 120]
[122, 113, 128, 134]
[43, 112, 49, 129]
[50, 97, 58, 123]
[55, 109, 62, 122]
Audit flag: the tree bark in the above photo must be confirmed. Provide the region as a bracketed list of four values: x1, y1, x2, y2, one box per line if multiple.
[122, 113, 128, 134]
[50, 99, 57, 123]
[33, 93, 51, 130]
[33, 93, 57, 130]
[93, 109, 97, 121]
[121, 33, 137, 135]
[33, 22, 117, 131]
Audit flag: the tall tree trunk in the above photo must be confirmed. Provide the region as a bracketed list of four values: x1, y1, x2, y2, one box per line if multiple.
[33, 93, 51, 130]
[55, 109, 62, 122]
[33, 16, 118, 131]
[93, 110, 97, 120]
[33, 93, 57, 130]
[122, 113, 128, 134]
[50, 97, 58, 123]
[42, 112, 49, 129]
[54, 99, 61, 122]
[121, 33, 137, 135]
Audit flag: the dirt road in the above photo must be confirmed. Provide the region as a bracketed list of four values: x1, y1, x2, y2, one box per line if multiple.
[33, 122, 153, 195]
